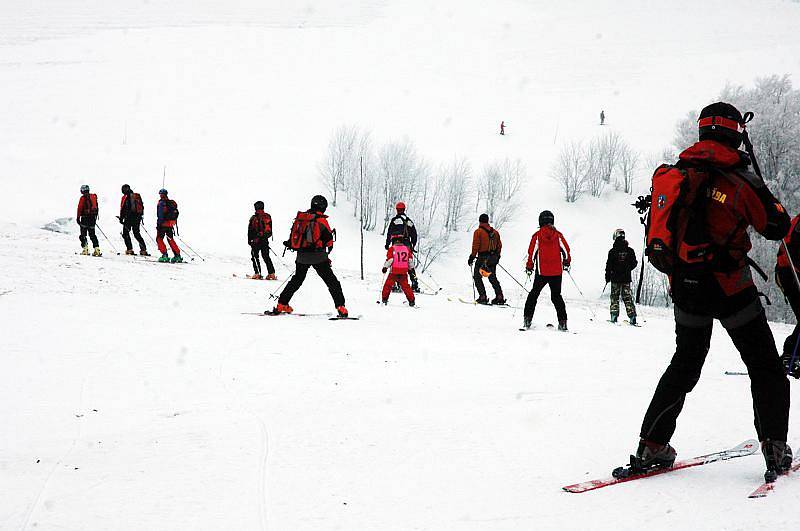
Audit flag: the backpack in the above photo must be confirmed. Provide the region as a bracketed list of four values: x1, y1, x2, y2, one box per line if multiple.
[81, 194, 99, 217]
[287, 211, 323, 251]
[131, 193, 144, 215]
[164, 199, 179, 221]
[646, 163, 714, 274]
[251, 213, 272, 239]
[482, 227, 499, 254]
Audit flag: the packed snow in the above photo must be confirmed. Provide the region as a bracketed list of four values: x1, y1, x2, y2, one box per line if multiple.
[3, 1, 800, 529]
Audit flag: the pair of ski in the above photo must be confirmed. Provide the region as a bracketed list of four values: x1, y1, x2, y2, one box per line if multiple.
[243, 310, 360, 321]
[563, 439, 799, 498]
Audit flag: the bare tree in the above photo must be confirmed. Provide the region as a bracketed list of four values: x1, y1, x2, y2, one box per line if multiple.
[441, 157, 472, 231]
[552, 140, 587, 203]
[616, 142, 640, 194]
[596, 131, 624, 183]
[319, 125, 358, 207]
[479, 157, 524, 228]
[379, 138, 424, 234]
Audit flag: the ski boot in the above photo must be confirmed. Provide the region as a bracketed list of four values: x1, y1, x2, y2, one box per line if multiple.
[380, 298, 388, 305]
[266, 273, 277, 280]
[629, 316, 637, 326]
[125, 249, 135, 256]
[268, 303, 293, 315]
[81, 245, 90, 256]
[610, 312, 618, 323]
[92, 247, 102, 257]
[336, 305, 349, 318]
[781, 353, 800, 379]
[558, 320, 568, 331]
[158, 254, 170, 263]
[408, 300, 415, 307]
[762, 440, 792, 483]
[251, 274, 263, 280]
[475, 296, 489, 305]
[613, 439, 677, 478]
[491, 297, 507, 305]
[171, 255, 183, 263]
[522, 317, 532, 330]
[139, 249, 150, 256]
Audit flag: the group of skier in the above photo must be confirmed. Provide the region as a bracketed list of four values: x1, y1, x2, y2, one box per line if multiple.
[75, 185, 182, 263]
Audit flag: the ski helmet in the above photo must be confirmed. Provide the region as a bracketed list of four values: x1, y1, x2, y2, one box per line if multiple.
[698, 102, 744, 148]
[121, 184, 131, 194]
[613, 228, 625, 240]
[396, 201, 406, 212]
[479, 213, 489, 223]
[310, 194, 328, 212]
[254, 200, 264, 210]
[80, 184, 90, 194]
[159, 188, 168, 196]
[538, 210, 554, 227]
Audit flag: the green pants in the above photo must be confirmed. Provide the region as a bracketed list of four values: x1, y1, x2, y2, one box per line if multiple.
[610, 282, 636, 318]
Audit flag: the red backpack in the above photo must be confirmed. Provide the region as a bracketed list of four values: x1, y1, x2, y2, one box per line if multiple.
[646, 163, 714, 274]
[131, 193, 144, 215]
[251, 212, 272, 238]
[287, 211, 323, 250]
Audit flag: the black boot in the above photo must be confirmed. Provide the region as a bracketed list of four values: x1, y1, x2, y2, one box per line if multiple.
[558, 320, 568, 331]
[762, 440, 793, 483]
[614, 439, 677, 478]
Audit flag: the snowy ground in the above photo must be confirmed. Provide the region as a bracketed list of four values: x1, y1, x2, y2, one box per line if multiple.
[4, 1, 800, 529]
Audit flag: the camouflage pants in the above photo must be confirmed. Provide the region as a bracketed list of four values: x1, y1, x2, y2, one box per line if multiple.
[610, 282, 636, 318]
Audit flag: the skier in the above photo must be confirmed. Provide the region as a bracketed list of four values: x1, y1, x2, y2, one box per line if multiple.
[500, 121, 505, 135]
[381, 234, 415, 306]
[248, 201, 276, 280]
[273, 195, 348, 318]
[605, 228, 637, 324]
[385, 201, 420, 292]
[775, 212, 800, 377]
[600, 110, 605, 125]
[156, 189, 182, 263]
[627, 102, 791, 483]
[119, 184, 149, 256]
[522, 210, 570, 330]
[468, 213, 505, 304]
[76, 184, 101, 256]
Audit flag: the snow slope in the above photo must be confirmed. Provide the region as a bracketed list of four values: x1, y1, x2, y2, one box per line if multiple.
[3, 1, 800, 529]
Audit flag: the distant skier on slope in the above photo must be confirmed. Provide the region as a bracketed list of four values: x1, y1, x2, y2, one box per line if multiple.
[385, 201, 420, 293]
[119, 184, 149, 256]
[248, 201, 276, 280]
[76, 184, 101, 256]
[500, 121, 505, 135]
[624, 102, 791, 483]
[605, 228, 637, 324]
[273, 195, 348, 318]
[522, 210, 570, 330]
[468, 213, 505, 305]
[600, 110, 605, 125]
[156, 189, 182, 263]
[775, 212, 800, 377]
[381, 234, 415, 306]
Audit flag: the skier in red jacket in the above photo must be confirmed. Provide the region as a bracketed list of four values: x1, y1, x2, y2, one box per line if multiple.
[381, 234, 415, 306]
[523, 210, 571, 330]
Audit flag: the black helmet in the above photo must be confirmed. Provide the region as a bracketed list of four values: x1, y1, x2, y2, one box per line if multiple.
[539, 210, 554, 227]
[254, 200, 264, 210]
[310, 194, 328, 212]
[613, 228, 625, 240]
[121, 184, 131, 194]
[80, 184, 90, 194]
[699, 102, 744, 148]
[479, 213, 489, 224]
[159, 188, 168, 196]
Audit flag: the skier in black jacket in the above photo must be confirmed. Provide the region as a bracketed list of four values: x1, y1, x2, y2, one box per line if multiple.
[605, 229, 638, 324]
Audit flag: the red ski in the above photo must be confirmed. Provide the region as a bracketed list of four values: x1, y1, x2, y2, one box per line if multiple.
[748, 456, 800, 498]
[563, 439, 758, 493]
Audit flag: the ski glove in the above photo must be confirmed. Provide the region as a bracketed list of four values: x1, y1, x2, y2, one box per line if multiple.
[563, 264, 571, 272]
[382, 267, 387, 274]
[468, 255, 476, 266]
[525, 267, 533, 276]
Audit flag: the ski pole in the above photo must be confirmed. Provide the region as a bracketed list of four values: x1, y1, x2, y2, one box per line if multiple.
[94, 223, 120, 255]
[566, 270, 597, 320]
[269, 246, 292, 271]
[176, 236, 205, 261]
[269, 270, 294, 300]
[496, 263, 530, 293]
[468, 263, 476, 300]
[781, 240, 800, 376]
[602, 282, 609, 295]
[140, 223, 158, 246]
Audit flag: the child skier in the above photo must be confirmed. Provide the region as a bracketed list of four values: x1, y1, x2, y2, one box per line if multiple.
[156, 189, 182, 263]
[381, 234, 415, 306]
[605, 228, 638, 325]
[76, 184, 101, 256]
[523, 210, 571, 330]
[248, 201, 276, 279]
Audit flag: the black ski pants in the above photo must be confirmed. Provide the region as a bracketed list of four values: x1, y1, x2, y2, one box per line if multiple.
[251, 240, 275, 276]
[279, 261, 345, 307]
[122, 216, 147, 252]
[777, 266, 800, 360]
[524, 274, 566, 322]
[79, 222, 99, 248]
[640, 302, 789, 445]
[473, 254, 503, 300]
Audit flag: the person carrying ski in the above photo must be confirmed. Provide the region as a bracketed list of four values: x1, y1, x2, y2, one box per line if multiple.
[468, 213, 505, 305]
[626, 102, 791, 483]
[273, 195, 348, 318]
[76, 184, 101, 256]
[385, 201, 420, 292]
[381, 234, 415, 306]
[156, 189, 182, 263]
[522, 210, 570, 330]
[605, 228, 637, 324]
[248, 201, 276, 280]
[119, 184, 149, 256]
[775, 213, 800, 378]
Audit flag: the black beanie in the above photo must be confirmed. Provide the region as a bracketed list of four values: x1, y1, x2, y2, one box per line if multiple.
[479, 213, 489, 223]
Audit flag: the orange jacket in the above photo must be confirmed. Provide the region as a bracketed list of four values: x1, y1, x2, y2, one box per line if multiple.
[471, 223, 502, 256]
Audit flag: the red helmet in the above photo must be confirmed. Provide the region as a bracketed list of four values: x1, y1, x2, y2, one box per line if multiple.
[396, 201, 406, 212]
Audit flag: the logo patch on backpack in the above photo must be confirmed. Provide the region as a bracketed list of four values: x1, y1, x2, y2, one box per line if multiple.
[657, 194, 666, 209]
